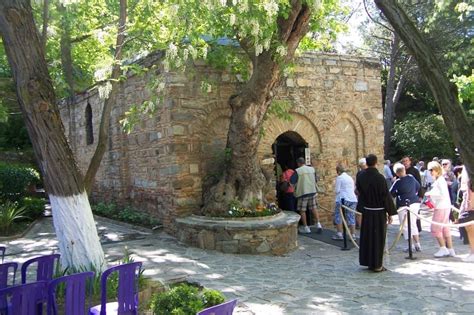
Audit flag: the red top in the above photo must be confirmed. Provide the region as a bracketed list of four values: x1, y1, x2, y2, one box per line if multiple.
[282, 169, 295, 193]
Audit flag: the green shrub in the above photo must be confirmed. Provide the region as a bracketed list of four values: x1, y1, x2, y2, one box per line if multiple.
[392, 113, 456, 161]
[150, 284, 225, 315]
[91, 202, 161, 228]
[21, 197, 45, 219]
[201, 289, 225, 308]
[0, 201, 28, 233]
[92, 202, 117, 218]
[0, 162, 40, 202]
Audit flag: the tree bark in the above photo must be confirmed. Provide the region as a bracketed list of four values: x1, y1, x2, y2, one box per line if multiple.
[203, 0, 312, 215]
[0, 0, 105, 271]
[375, 0, 474, 188]
[383, 33, 407, 159]
[83, 0, 127, 193]
[40, 0, 49, 52]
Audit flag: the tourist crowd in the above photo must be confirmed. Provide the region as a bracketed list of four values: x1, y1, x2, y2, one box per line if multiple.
[277, 154, 474, 272]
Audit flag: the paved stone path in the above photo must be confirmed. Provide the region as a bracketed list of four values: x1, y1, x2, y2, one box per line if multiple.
[3, 216, 474, 314]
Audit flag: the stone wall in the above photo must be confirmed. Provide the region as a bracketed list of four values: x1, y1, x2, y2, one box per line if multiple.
[175, 211, 300, 255]
[61, 52, 383, 231]
[259, 52, 383, 225]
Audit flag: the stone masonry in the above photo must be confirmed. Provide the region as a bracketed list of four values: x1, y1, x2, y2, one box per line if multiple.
[60, 52, 383, 233]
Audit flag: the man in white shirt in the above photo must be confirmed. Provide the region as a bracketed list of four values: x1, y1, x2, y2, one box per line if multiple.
[332, 164, 358, 240]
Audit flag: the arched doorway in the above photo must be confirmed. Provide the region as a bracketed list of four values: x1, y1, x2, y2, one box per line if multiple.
[272, 131, 308, 171]
[272, 131, 308, 213]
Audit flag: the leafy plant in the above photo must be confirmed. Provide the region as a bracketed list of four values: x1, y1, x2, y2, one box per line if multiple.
[91, 202, 161, 229]
[0, 162, 40, 202]
[20, 197, 45, 219]
[0, 201, 28, 233]
[92, 202, 117, 218]
[150, 283, 225, 315]
[392, 112, 456, 161]
[201, 289, 225, 309]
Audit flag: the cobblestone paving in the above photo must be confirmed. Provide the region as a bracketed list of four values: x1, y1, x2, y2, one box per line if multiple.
[4, 216, 473, 314]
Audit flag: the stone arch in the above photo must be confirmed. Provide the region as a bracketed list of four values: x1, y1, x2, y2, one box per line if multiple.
[322, 111, 367, 179]
[325, 111, 366, 159]
[258, 112, 322, 161]
[193, 102, 231, 193]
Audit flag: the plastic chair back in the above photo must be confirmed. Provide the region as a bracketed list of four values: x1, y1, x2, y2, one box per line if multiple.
[0, 246, 5, 263]
[89, 262, 142, 315]
[21, 254, 60, 284]
[48, 271, 94, 315]
[0, 262, 18, 289]
[0, 281, 48, 315]
[197, 299, 238, 315]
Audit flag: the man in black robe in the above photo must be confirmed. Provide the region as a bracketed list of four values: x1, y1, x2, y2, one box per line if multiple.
[356, 154, 397, 272]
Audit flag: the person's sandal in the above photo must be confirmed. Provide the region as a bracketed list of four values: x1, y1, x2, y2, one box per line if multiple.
[372, 266, 388, 273]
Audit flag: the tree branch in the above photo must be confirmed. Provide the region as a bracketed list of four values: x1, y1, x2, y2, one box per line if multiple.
[84, 0, 127, 193]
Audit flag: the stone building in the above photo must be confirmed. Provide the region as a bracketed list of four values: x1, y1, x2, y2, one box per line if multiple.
[60, 52, 383, 233]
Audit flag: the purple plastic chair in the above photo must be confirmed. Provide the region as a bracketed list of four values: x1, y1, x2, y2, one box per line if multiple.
[89, 262, 142, 315]
[0, 262, 18, 289]
[0, 281, 48, 315]
[197, 299, 238, 315]
[21, 254, 60, 284]
[0, 246, 6, 263]
[0, 262, 19, 313]
[47, 271, 95, 315]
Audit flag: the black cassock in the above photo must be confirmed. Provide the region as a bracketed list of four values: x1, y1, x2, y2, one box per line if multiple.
[356, 167, 396, 269]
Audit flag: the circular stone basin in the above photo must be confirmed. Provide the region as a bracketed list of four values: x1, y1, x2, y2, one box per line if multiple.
[175, 211, 300, 255]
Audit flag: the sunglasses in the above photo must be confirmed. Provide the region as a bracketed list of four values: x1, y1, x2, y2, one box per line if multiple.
[428, 169, 434, 172]
[442, 163, 449, 166]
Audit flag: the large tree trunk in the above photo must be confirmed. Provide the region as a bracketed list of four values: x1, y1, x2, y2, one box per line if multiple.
[203, 0, 312, 215]
[383, 33, 406, 159]
[84, 0, 127, 193]
[0, 0, 105, 271]
[375, 0, 474, 188]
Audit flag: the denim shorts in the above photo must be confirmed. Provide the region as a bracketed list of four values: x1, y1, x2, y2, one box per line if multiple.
[334, 201, 357, 226]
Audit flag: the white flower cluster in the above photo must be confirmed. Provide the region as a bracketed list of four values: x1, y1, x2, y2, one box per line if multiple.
[201, 81, 212, 93]
[263, 0, 279, 18]
[96, 30, 108, 45]
[239, 0, 249, 13]
[229, 14, 236, 26]
[59, 0, 80, 5]
[98, 82, 112, 100]
[166, 43, 178, 59]
[94, 66, 111, 81]
[276, 45, 287, 57]
[250, 19, 260, 37]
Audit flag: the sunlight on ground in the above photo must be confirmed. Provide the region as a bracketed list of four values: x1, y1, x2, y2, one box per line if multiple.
[244, 303, 285, 315]
[393, 259, 474, 290]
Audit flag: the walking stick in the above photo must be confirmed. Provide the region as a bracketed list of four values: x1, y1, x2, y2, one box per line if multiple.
[405, 199, 416, 260]
[341, 199, 350, 251]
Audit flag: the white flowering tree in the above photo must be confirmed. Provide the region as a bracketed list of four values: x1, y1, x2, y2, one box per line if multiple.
[139, 0, 345, 215]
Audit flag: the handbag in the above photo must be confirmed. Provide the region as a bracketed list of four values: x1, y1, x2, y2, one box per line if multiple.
[279, 181, 290, 192]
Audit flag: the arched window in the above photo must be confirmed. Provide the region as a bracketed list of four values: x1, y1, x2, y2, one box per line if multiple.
[85, 103, 94, 145]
